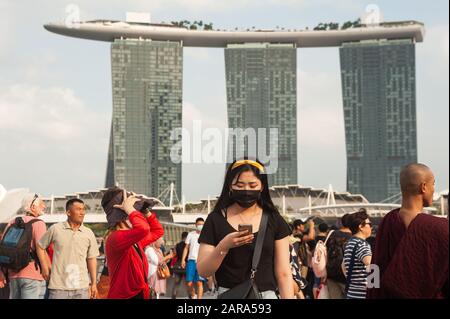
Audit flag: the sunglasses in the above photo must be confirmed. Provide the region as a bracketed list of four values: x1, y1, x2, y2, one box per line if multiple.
[30, 194, 39, 209]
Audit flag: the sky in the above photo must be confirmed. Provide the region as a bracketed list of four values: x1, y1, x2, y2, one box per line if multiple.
[0, 0, 448, 202]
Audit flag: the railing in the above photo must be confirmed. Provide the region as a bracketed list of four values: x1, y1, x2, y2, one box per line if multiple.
[160, 221, 196, 248]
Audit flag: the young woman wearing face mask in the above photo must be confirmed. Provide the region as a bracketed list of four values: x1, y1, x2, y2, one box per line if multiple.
[197, 159, 294, 299]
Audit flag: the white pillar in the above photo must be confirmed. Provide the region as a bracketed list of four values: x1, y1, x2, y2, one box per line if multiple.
[282, 195, 286, 215]
[169, 183, 174, 208]
[50, 195, 54, 215]
[308, 195, 312, 216]
[207, 195, 211, 213]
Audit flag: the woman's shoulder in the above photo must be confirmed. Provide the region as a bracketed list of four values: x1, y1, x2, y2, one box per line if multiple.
[264, 210, 291, 239]
[265, 209, 288, 224]
[205, 209, 226, 224]
[348, 237, 370, 248]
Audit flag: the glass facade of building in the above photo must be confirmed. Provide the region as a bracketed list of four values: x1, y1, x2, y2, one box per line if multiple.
[340, 39, 417, 202]
[105, 39, 182, 200]
[225, 43, 298, 186]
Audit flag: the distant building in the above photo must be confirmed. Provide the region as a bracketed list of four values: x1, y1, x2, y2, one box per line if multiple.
[225, 43, 298, 186]
[340, 39, 418, 202]
[44, 19, 426, 202]
[106, 39, 183, 201]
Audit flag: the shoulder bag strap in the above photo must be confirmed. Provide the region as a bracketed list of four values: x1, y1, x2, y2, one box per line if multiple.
[323, 230, 335, 246]
[345, 239, 362, 294]
[250, 211, 269, 278]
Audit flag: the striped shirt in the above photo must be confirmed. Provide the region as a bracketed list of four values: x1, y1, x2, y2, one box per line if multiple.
[343, 237, 372, 299]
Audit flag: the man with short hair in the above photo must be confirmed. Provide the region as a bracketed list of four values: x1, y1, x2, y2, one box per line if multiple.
[368, 163, 449, 299]
[0, 193, 48, 299]
[316, 223, 329, 243]
[37, 198, 99, 299]
[182, 217, 205, 299]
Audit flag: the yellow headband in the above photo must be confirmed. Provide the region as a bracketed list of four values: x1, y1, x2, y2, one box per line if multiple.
[231, 160, 265, 173]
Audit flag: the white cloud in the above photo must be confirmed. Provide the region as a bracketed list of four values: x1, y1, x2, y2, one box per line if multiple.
[0, 84, 109, 195]
[0, 84, 103, 140]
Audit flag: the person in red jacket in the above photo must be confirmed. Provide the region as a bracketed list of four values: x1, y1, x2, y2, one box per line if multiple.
[102, 188, 164, 299]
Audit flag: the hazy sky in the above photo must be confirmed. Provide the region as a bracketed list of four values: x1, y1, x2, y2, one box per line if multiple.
[0, 0, 448, 202]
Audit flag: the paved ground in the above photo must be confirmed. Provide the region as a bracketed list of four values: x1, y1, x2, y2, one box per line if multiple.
[160, 291, 217, 299]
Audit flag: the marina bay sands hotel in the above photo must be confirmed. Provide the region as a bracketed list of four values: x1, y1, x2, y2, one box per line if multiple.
[44, 17, 424, 202]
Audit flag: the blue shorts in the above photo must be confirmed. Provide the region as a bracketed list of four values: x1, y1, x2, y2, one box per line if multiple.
[185, 260, 206, 283]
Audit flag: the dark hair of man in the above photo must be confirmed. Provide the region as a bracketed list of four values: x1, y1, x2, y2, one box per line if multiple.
[341, 213, 352, 228]
[293, 219, 305, 229]
[66, 198, 84, 211]
[318, 223, 329, 233]
[349, 209, 369, 235]
[181, 231, 189, 240]
[195, 217, 205, 224]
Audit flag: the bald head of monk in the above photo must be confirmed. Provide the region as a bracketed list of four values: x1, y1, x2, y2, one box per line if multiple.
[400, 163, 435, 207]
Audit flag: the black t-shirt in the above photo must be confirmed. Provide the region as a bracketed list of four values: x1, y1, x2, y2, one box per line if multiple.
[198, 209, 291, 292]
[175, 241, 186, 264]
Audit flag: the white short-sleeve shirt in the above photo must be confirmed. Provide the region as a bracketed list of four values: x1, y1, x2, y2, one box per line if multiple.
[185, 231, 201, 261]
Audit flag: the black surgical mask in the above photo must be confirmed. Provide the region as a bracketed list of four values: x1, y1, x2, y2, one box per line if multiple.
[230, 189, 261, 208]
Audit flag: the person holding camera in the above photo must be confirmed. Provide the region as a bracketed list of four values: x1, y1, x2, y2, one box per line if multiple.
[197, 159, 294, 299]
[101, 188, 164, 299]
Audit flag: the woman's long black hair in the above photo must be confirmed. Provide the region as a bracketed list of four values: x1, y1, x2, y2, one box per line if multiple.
[212, 158, 280, 216]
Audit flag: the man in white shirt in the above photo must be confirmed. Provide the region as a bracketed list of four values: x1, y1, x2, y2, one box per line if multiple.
[181, 217, 205, 299]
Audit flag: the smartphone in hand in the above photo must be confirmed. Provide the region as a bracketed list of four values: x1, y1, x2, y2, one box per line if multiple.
[238, 224, 253, 235]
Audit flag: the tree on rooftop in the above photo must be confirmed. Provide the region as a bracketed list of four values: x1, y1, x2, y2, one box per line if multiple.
[342, 21, 353, 29]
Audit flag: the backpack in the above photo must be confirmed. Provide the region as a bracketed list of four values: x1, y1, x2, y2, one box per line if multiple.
[0, 217, 42, 272]
[325, 231, 351, 283]
[294, 240, 309, 267]
[312, 230, 334, 278]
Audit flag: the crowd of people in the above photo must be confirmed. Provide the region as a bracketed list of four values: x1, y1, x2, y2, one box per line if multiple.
[0, 160, 448, 299]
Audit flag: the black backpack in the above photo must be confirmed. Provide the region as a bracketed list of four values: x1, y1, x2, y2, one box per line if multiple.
[0, 217, 43, 272]
[326, 232, 350, 283]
